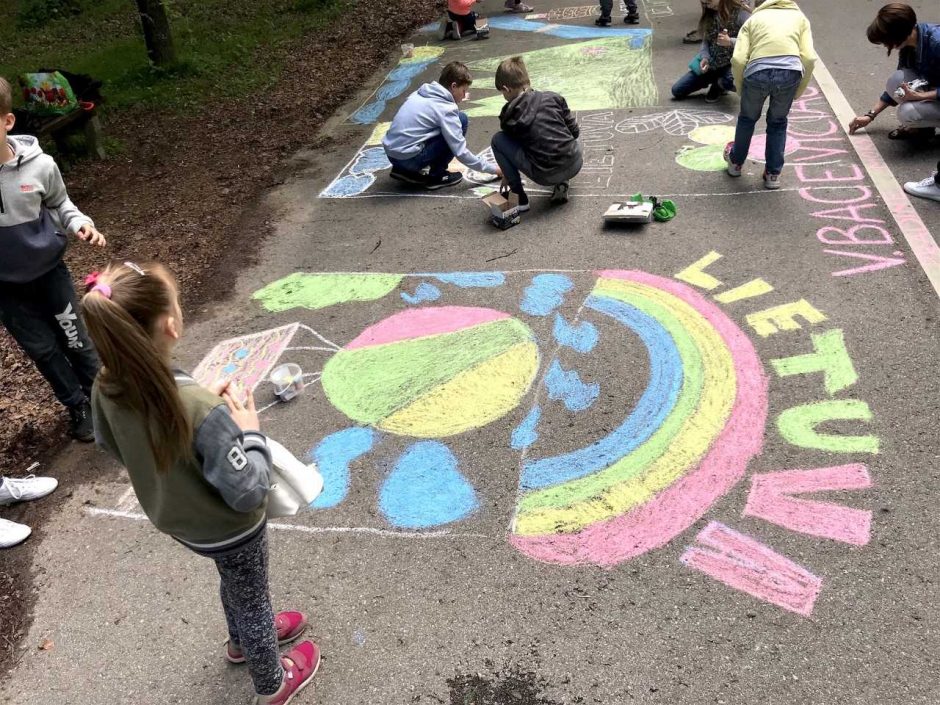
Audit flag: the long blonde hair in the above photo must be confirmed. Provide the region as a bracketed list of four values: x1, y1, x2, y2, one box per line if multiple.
[82, 261, 192, 472]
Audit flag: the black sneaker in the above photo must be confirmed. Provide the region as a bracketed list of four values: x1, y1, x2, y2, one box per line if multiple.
[426, 171, 464, 190]
[550, 181, 569, 204]
[594, 15, 611, 26]
[69, 401, 94, 443]
[390, 168, 427, 186]
[705, 82, 726, 103]
[513, 189, 530, 212]
[624, 11, 640, 23]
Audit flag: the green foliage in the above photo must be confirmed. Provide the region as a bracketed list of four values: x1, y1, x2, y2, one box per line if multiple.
[15, 0, 83, 29]
[1, 0, 348, 113]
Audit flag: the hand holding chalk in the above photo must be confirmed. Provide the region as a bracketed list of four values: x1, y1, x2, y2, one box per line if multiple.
[224, 382, 260, 432]
[716, 29, 732, 47]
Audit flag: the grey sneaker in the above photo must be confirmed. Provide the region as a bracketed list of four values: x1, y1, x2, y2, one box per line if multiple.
[0, 475, 58, 506]
[903, 173, 940, 202]
[0, 518, 31, 549]
[763, 170, 781, 190]
[723, 141, 742, 177]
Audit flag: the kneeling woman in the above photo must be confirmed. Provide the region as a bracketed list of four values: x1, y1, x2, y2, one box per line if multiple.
[673, 0, 751, 102]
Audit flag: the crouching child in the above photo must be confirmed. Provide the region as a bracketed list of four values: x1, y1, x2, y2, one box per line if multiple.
[490, 56, 583, 211]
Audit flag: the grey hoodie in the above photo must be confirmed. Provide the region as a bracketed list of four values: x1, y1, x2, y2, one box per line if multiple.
[382, 82, 496, 174]
[0, 135, 93, 284]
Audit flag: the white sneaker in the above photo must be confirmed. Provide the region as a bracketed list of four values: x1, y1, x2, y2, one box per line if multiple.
[763, 171, 781, 190]
[0, 518, 31, 549]
[903, 174, 940, 202]
[0, 475, 58, 506]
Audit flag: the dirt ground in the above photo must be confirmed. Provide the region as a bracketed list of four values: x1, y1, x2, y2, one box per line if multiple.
[0, 0, 439, 676]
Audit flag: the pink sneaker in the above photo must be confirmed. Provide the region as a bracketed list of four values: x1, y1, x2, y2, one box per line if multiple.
[256, 641, 321, 705]
[226, 610, 308, 664]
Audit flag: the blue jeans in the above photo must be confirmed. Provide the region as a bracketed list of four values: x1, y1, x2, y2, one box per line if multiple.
[387, 112, 469, 178]
[490, 131, 533, 192]
[448, 9, 478, 32]
[730, 68, 802, 175]
[671, 66, 735, 99]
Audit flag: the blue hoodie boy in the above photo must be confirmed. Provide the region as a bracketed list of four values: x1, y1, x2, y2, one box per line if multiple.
[382, 82, 497, 174]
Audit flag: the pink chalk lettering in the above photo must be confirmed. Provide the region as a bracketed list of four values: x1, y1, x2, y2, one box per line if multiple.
[825, 249, 906, 276]
[794, 164, 865, 183]
[811, 204, 884, 225]
[743, 464, 872, 546]
[680, 521, 822, 617]
[789, 120, 840, 138]
[798, 186, 873, 205]
[789, 146, 850, 163]
[817, 225, 894, 246]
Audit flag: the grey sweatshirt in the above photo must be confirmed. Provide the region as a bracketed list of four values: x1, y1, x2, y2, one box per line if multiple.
[0, 135, 93, 283]
[382, 82, 497, 174]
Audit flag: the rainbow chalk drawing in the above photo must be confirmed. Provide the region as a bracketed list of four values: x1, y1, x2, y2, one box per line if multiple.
[192, 323, 300, 392]
[511, 271, 770, 567]
[320, 306, 540, 438]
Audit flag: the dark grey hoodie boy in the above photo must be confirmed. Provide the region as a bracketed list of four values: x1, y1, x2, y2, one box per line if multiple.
[498, 90, 583, 185]
[0, 135, 93, 283]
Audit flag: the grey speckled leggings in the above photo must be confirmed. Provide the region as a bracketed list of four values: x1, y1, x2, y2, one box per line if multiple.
[214, 529, 284, 695]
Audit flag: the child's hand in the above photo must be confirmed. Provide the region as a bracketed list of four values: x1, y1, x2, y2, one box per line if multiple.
[208, 378, 232, 397]
[716, 29, 732, 47]
[700, 57, 710, 73]
[76, 224, 106, 247]
[223, 383, 260, 432]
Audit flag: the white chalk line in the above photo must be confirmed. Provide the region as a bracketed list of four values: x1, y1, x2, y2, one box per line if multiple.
[320, 185, 861, 201]
[297, 324, 341, 351]
[813, 57, 940, 297]
[86, 508, 488, 539]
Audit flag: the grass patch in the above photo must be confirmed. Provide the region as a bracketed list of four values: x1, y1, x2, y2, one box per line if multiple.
[1, 0, 347, 113]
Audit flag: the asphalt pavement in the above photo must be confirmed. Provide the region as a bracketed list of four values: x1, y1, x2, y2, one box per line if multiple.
[2, 1, 938, 703]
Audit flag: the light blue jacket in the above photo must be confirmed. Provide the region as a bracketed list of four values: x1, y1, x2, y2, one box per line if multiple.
[382, 82, 496, 174]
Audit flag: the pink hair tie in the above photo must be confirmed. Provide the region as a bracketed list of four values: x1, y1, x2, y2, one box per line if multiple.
[91, 283, 112, 299]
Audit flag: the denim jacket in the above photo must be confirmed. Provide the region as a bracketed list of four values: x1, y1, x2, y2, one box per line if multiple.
[880, 22, 940, 106]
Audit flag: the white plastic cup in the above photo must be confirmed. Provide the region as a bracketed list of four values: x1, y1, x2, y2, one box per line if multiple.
[270, 363, 304, 402]
[401, 43, 415, 58]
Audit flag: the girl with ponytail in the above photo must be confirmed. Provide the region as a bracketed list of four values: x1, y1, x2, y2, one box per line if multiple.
[83, 261, 319, 705]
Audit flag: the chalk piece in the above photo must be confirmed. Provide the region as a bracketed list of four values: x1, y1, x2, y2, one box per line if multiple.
[603, 201, 653, 224]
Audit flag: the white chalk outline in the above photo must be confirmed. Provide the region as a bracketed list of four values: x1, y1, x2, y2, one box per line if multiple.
[86, 507, 487, 539]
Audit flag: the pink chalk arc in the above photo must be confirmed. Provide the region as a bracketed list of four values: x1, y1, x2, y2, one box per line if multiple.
[510, 271, 770, 567]
[345, 306, 510, 350]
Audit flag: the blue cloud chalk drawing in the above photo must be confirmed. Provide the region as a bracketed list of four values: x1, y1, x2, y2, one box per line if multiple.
[511, 406, 542, 451]
[430, 272, 507, 288]
[553, 314, 599, 353]
[545, 359, 599, 412]
[350, 57, 440, 125]
[310, 427, 376, 509]
[319, 147, 391, 198]
[401, 282, 442, 304]
[379, 441, 479, 529]
[521, 274, 574, 316]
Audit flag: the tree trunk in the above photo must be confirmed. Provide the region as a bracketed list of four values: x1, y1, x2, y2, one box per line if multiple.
[134, 0, 176, 67]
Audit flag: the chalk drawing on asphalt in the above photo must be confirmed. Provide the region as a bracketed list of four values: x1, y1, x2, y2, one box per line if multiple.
[346, 47, 445, 125]
[107, 262, 880, 616]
